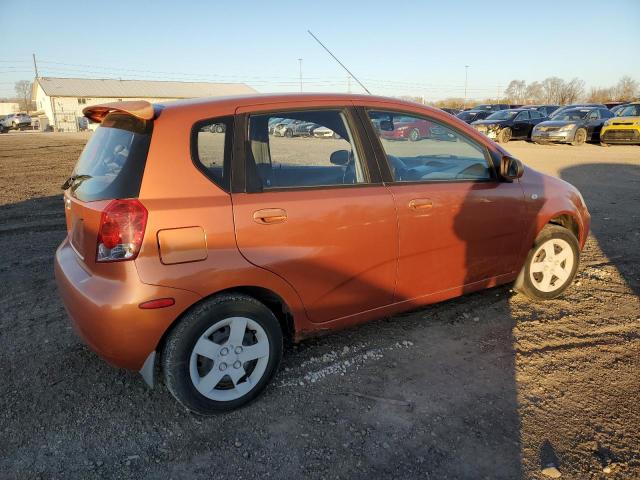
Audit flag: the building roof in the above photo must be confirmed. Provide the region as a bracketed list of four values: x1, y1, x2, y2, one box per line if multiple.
[35, 77, 257, 99]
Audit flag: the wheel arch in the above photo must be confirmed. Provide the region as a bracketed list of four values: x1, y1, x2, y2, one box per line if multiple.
[155, 285, 297, 363]
[547, 213, 580, 242]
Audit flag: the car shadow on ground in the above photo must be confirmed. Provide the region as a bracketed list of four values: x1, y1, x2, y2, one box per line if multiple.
[560, 162, 640, 296]
[0, 191, 531, 479]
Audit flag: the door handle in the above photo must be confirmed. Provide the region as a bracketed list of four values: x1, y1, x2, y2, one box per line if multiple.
[253, 208, 287, 225]
[408, 199, 433, 210]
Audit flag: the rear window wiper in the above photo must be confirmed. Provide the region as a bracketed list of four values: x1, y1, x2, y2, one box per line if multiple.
[61, 174, 92, 190]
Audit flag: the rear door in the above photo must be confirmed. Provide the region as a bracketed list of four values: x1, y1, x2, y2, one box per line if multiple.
[231, 105, 398, 324]
[361, 108, 527, 302]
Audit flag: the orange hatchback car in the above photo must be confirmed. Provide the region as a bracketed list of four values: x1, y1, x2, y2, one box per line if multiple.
[55, 94, 590, 414]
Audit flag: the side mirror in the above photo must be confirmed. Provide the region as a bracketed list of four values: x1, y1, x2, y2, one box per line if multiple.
[379, 119, 394, 131]
[500, 155, 524, 180]
[330, 149, 350, 166]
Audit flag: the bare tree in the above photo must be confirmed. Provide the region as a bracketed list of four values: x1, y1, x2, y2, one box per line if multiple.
[559, 78, 585, 104]
[540, 77, 564, 104]
[615, 76, 639, 101]
[15, 80, 32, 113]
[587, 87, 615, 103]
[525, 81, 544, 104]
[504, 80, 527, 104]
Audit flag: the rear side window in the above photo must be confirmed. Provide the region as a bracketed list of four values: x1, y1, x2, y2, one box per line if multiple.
[70, 113, 151, 202]
[192, 116, 233, 191]
[246, 109, 366, 190]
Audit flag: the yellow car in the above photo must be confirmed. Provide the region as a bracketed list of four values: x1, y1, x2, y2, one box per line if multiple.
[600, 102, 640, 145]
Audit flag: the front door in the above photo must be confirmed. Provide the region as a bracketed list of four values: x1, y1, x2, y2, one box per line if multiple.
[363, 109, 527, 302]
[232, 107, 398, 324]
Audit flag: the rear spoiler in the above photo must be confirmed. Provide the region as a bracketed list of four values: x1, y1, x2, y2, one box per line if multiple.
[83, 100, 155, 123]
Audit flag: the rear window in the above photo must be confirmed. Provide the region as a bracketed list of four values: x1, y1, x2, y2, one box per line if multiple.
[69, 113, 152, 202]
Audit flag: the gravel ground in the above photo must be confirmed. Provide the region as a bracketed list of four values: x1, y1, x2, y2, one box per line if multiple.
[0, 131, 638, 479]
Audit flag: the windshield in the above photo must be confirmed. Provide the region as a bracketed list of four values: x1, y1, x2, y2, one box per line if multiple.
[472, 104, 491, 110]
[487, 110, 519, 120]
[554, 109, 590, 121]
[618, 105, 640, 117]
[457, 111, 480, 120]
[70, 113, 152, 202]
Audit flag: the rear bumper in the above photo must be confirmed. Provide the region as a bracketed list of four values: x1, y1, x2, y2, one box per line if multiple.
[54, 238, 200, 370]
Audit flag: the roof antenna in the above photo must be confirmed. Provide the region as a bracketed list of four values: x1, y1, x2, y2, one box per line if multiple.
[307, 30, 371, 95]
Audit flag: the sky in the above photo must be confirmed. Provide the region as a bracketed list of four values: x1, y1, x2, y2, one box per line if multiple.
[1, 0, 639, 100]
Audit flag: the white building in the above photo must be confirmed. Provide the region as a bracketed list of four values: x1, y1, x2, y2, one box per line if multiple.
[0, 102, 20, 115]
[32, 77, 258, 132]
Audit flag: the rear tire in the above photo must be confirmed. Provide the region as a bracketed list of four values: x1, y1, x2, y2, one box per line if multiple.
[162, 294, 283, 415]
[572, 128, 587, 146]
[516, 225, 580, 301]
[497, 127, 512, 143]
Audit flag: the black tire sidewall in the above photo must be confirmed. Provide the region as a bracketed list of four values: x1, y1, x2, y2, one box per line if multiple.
[162, 294, 283, 414]
[521, 225, 580, 301]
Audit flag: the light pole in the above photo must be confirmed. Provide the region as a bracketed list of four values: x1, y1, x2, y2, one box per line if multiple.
[298, 58, 303, 93]
[463, 65, 470, 109]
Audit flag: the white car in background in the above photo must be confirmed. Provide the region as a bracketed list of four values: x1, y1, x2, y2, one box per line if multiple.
[313, 126, 339, 138]
[1, 113, 32, 130]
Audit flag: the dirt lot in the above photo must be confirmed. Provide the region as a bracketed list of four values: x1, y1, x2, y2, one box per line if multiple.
[0, 131, 638, 479]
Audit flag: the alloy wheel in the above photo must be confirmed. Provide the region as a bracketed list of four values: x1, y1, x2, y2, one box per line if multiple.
[189, 316, 270, 401]
[528, 238, 574, 293]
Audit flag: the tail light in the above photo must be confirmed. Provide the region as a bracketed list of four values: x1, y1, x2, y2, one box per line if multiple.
[96, 199, 148, 262]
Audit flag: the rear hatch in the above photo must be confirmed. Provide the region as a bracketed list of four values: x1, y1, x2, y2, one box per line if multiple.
[63, 113, 152, 267]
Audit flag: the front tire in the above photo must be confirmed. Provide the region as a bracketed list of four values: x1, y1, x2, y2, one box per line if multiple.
[572, 128, 587, 146]
[284, 129, 293, 138]
[517, 225, 580, 301]
[162, 294, 283, 415]
[408, 128, 420, 141]
[497, 127, 512, 143]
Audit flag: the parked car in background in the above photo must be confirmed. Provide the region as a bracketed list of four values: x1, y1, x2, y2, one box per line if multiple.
[550, 104, 607, 119]
[274, 119, 319, 137]
[1, 113, 32, 130]
[600, 102, 640, 145]
[312, 125, 339, 138]
[471, 108, 546, 143]
[532, 107, 614, 145]
[604, 101, 626, 109]
[455, 109, 493, 124]
[379, 115, 433, 141]
[55, 94, 590, 414]
[209, 123, 226, 133]
[467, 103, 510, 112]
[521, 105, 560, 117]
[439, 107, 461, 115]
[609, 103, 629, 116]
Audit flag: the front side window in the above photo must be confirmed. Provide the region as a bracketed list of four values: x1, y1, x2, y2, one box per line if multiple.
[515, 111, 530, 121]
[193, 116, 233, 191]
[247, 109, 366, 189]
[368, 110, 492, 182]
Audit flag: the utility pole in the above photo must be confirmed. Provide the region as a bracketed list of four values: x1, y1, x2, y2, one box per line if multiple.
[32, 53, 39, 78]
[463, 65, 470, 109]
[298, 58, 303, 93]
